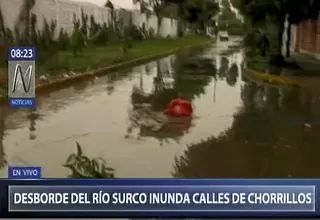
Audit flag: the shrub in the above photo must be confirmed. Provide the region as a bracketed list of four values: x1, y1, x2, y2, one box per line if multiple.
[64, 142, 115, 178]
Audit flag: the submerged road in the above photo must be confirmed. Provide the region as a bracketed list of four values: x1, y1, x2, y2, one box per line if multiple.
[1, 37, 320, 178]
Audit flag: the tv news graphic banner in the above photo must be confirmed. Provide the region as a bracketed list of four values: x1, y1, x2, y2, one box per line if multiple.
[2, 179, 319, 218]
[8, 46, 36, 107]
[8, 167, 41, 179]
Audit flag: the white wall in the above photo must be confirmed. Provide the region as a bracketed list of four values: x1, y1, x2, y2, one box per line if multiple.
[0, 0, 178, 37]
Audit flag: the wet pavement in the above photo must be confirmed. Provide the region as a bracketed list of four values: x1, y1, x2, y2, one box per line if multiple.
[0, 36, 320, 179]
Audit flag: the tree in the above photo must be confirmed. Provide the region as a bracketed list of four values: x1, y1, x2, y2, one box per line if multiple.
[158, 0, 220, 35]
[161, 0, 185, 36]
[151, 0, 166, 35]
[164, 0, 219, 34]
[71, 15, 85, 56]
[134, 0, 167, 36]
[105, 0, 115, 27]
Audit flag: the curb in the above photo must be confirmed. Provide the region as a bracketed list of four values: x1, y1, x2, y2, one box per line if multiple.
[0, 39, 214, 104]
[244, 67, 320, 87]
[244, 68, 291, 85]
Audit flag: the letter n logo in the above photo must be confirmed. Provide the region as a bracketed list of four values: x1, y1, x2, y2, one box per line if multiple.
[12, 64, 33, 93]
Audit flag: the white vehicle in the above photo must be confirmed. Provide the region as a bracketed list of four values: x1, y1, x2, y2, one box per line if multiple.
[219, 31, 229, 41]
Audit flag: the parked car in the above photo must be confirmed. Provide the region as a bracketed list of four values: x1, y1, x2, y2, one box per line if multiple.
[219, 31, 229, 41]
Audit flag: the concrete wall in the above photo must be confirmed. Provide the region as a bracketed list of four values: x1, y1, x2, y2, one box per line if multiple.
[292, 13, 320, 59]
[0, 0, 178, 37]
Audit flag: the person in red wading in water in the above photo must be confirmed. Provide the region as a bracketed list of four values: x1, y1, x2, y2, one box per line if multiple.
[163, 94, 193, 117]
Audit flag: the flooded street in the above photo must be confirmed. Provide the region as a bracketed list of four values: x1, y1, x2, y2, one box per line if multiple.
[1, 37, 320, 178]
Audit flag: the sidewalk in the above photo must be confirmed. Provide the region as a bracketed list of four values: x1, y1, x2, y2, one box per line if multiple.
[245, 52, 320, 86]
[247, 52, 320, 76]
[286, 52, 320, 76]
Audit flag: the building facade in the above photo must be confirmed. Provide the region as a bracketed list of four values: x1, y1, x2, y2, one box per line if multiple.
[293, 14, 320, 59]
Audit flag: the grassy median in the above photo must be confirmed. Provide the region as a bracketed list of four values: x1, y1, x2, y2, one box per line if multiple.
[38, 36, 213, 76]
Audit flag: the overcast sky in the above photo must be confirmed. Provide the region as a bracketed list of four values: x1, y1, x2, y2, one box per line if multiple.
[70, 0, 135, 9]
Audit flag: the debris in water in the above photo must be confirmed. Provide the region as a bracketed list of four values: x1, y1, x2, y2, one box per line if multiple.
[304, 123, 312, 128]
[39, 75, 48, 82]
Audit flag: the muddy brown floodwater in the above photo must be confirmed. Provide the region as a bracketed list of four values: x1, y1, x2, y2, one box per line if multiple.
[1, 36, 320, 179]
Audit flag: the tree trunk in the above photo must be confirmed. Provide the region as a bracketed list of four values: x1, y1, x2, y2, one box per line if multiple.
[177, 5, 184, 37]
[286, 22, 292, 57]
[157, 15, 162, 36]
[277, 19, 285, 57]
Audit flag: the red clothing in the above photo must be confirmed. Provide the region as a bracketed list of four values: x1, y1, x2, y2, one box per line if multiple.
[163, 98, 193, 117]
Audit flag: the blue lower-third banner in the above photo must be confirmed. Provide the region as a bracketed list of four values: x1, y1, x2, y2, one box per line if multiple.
[5, 180, 317, 218]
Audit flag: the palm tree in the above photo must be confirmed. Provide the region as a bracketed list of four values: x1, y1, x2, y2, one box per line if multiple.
[105, 0, 115, 28]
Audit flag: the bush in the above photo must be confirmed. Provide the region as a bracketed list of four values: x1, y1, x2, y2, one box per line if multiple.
[64, 142, 115, 178]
